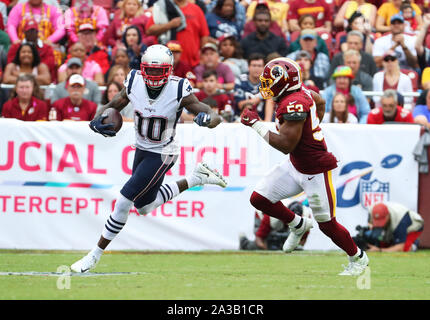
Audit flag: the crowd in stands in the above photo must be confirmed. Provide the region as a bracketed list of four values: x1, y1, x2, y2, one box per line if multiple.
[0, 0, 430, 128]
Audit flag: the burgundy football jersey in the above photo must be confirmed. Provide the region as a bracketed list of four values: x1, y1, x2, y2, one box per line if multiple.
[275, 85, 338, 175]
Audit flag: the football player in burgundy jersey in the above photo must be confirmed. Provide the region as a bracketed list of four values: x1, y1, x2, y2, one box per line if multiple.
[240, 57, 369, 276]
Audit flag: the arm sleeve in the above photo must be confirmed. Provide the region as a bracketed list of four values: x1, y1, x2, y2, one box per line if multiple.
[48, 6, 66, 43]
[6, 4, 22, 43]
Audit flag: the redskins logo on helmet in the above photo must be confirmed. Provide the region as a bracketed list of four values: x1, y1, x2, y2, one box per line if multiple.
[259, 58, 302, 100]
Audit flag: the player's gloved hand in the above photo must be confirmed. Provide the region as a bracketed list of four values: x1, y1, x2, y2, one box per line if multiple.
[240, 108, 260, 127]
[193, 112, 211, 127]
[89, 115, 117, 137]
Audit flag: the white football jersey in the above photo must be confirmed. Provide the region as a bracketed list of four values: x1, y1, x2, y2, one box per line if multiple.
[124, 70, 193, 155]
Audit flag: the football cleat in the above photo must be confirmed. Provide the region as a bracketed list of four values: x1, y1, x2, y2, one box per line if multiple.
[70, 252, 100, 273]
[338, 251, 369, 276]
[193, 162, 227, 188]
[283, 217, 313, 253]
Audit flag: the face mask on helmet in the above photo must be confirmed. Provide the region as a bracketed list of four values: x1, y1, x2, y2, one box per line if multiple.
[140, 45, 174, 89]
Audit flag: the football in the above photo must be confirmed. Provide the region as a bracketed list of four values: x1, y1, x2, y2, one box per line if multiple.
[102, 108, 123, 133]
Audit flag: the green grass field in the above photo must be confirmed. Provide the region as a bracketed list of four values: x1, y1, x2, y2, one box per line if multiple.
[0, 250, 429, 300]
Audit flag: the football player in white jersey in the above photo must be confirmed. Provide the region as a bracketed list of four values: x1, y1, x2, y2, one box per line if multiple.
[71, 45, 227, 273]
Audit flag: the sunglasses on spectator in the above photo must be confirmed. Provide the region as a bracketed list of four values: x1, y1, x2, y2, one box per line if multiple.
[383, 56, 397, 62]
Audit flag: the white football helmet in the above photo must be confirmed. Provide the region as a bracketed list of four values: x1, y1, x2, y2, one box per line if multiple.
[140, 44, 174, 88]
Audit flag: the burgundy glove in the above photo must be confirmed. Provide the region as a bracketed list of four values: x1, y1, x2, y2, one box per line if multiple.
[240, 108, 260, 127]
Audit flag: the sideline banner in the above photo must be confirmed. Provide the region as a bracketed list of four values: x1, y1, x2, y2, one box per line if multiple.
[0, 120, 420, 250]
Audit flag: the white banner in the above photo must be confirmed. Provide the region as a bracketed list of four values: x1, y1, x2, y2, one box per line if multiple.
[0, 119, 420, 251]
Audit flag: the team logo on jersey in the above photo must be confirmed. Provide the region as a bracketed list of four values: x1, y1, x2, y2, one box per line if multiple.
[360, 179, 390, 210]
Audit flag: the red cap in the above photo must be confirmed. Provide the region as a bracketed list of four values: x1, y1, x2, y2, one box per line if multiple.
[371, 203, 390, 227]
[24, 19, 39, 32]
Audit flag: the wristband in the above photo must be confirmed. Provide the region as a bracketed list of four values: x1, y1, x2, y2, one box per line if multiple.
[251, 121, 269, 138]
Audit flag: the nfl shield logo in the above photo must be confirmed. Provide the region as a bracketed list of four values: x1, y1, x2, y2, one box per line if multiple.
[360, 179, 390, 209]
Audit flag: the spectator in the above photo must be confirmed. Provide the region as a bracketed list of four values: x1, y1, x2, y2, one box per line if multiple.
[294, 49, 325, 90]
[287, 14, 329, 56]
[367, 89, 414, 124]
[372, 50, 414, 107]
[206, 0, 242, 40]
[77, 23, 110, 77]
[336, 12, 374, 55]
[330, 30, 377, 78]
[57, 41, 104, 86]
[288, 0, 332, 33]
[334, 0, 377, 29]
[105, 47, 131, 84]
[322, 92, 359, 123]
[233, 52, 269, 119]
[287, 29, 330, 84]
[239, 201, 311, 251]
[375, 0, 422, 33]
[414, 13, 430, 76]
[322, 66, 370, 124]
[217, 33, 248, 82]
[3, 42, 51, 85]
[372, 14, 418, 70]
[240, 10, 288, 59]
[166, 40, 196, 86]
[412, 89, 430, 129]
[332, 49, 373, 92]
[245, 0, 289, 35]
[194, 69, 234, 120]
[205, 0, 246, 32]
[50, 57, 101, 105]
[146, 0, 210, 68]
[121, 25, 147, 70]
[64, 0, 109, 45]
[242, 1, 284, 39]
[1, 73, 48, 121]
[400, 1, 420, 33]
[50, 74, 97, 121]
[365, 202, 424, 252]
[6, 18, 56, 83]
[104, 0, 155, 49]
[100, 80, 134, 121]
[193, 42, 235, 91]
[6, 0, 65, 46]
[107, 65, 127, 86]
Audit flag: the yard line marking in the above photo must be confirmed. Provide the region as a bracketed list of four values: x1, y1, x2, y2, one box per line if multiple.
[0, 271, 146, 277]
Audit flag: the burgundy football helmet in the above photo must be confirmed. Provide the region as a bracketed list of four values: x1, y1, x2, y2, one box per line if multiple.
[259, 57, 302, 100]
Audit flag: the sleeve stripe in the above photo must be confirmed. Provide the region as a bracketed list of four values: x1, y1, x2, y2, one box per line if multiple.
[177, 78, 185, 102]
[127, 69, 138, 95]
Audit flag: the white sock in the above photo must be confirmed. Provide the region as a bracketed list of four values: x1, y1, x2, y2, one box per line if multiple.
[186, 175, 201, 188]
[159, 181, 180, 202]
[288, 215, 302, 229]
[89, 246, 104, 259]
[102, 194, 133, 241]
[137, 182, 180, 215]
[351, 247, 363, 260]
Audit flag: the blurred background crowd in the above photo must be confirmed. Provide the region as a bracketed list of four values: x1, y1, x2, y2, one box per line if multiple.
[1, 0, 430, 128]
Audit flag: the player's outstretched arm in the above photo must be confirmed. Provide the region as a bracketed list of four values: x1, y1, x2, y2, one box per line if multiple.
[182, 93, 222, 129]
[240, 108, 304, 155]
[94, 87, 130, 119]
